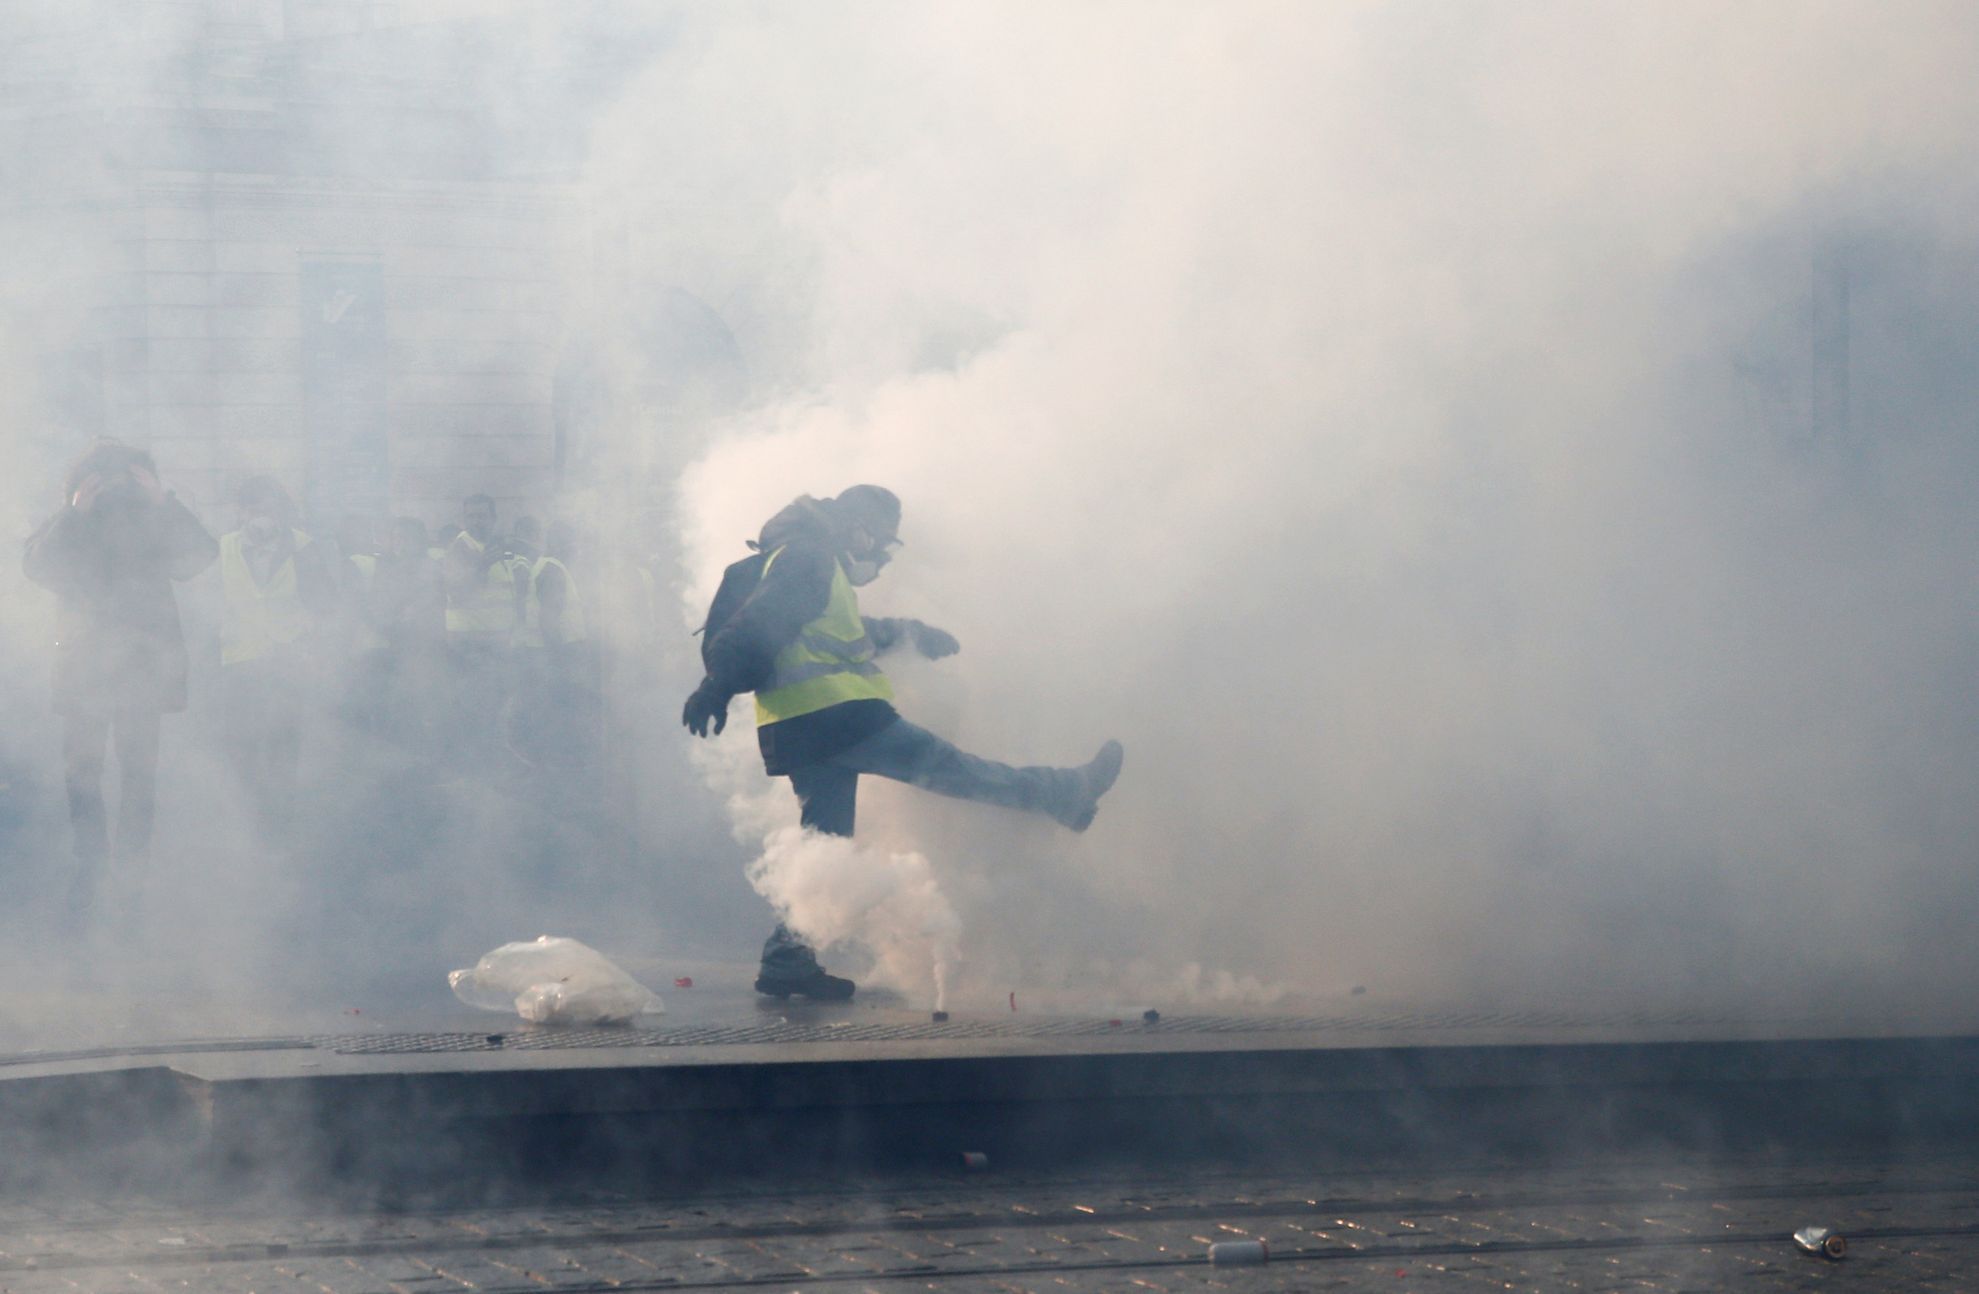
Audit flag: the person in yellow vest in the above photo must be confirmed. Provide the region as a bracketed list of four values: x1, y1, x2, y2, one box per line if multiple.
[683, 485, 1124, 1000]
[508, 514, 543, 567]
[443, 493, 527, 771]
[218, 476, 334, 840]
[515, 521, 588, 657]
[444, 495, 525, 643]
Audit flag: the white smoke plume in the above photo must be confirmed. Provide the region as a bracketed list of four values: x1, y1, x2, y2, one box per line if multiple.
[0, 1, 1975, 1046]
[747, 827, 962, 1009]
[627, 1, 1979, 1018]
[694, 735, 963, 1006]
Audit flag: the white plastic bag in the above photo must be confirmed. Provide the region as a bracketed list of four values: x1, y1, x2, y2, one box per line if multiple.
[448, 936, 665, 1025]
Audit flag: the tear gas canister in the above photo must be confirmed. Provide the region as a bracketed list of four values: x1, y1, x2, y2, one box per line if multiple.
[1792, 1226, 1846, 1259]
[1208, 1239, 1269, 1265]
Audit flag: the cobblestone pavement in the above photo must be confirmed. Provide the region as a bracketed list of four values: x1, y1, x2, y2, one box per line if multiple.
[0, 1154, 1975, 1292]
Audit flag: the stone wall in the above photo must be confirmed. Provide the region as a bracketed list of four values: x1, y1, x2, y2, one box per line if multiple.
[95, 173, 573, 532]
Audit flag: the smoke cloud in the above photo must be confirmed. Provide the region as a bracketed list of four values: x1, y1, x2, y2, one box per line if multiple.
[0, 1, 1975, 1045]
[630, 1, 1979, 1015]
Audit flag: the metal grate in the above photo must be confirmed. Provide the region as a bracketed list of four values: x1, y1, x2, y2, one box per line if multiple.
[0, 1008, 1784, 1068]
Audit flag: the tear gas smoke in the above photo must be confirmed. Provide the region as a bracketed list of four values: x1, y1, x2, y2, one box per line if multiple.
[0, 2, 1975, 1045]
[641, 1, 1979, 1016]
[700, 738, 962, 1007]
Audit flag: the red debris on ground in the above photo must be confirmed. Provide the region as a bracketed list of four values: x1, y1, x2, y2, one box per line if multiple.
[674, 977, 694, 989]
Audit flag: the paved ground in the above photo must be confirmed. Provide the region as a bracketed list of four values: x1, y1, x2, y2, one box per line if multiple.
[0, 1153, 1974, 1292]
[8, 964, 1979, 1290]
[15, 943, 1979, 1065]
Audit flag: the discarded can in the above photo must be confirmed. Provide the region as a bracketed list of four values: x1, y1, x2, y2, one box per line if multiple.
[959, 1151, 989, 1171]
[1142, 1009, 1161, 1024]
[674, 977, 694, 989]
[932, 1010, 950, 1023]
[1208, 1238, 1269, 1265]
[1792, 1226, 1846, 1260]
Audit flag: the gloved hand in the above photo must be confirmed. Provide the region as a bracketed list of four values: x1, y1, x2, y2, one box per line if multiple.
[912, 621, 961, 659]
[681, 678, 731, 737]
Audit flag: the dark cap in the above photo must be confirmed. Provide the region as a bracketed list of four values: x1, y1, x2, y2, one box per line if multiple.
[833, 484, 902, 542]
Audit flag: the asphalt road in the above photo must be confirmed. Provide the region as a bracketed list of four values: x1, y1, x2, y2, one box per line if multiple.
[0, 1153, 1973, 1292]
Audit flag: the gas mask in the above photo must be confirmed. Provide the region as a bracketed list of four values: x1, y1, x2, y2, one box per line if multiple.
[843, 553, 888, 587]
[839, 512, 899, 587]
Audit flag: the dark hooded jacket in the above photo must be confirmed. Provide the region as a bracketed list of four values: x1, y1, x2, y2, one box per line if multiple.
[23, 489, 218, 716]
[699, 495, 914, 774]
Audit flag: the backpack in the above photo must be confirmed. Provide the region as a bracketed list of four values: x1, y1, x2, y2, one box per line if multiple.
[697, 551, 769, 673]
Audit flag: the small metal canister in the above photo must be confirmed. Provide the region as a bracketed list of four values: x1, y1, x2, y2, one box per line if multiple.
[1208, 1238, 1270, 1265]
[1792, 1226, 1847, 1260]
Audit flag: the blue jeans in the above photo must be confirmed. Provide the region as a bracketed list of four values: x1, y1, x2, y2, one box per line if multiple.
[786, 716, 1079, 838]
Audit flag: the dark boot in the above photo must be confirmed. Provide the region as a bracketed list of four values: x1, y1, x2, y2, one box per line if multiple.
[755, 924, 856, 1000]
[1052, 739, 1124, 832]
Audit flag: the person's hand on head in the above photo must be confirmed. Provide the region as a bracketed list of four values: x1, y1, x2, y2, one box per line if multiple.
[128, 464, 167, 504]
[70, 473, 105, 513]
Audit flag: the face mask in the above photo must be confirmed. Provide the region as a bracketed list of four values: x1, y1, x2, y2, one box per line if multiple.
[843, 556, 884, 587]
[245, 516, 281, 545]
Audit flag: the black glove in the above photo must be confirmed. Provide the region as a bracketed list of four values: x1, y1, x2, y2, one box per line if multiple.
[682, 678, 731, 737]
[912, 621, 961, 659]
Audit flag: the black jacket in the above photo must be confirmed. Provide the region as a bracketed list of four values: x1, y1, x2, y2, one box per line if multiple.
[699, 496, 909, 774]
[24, 493, 217, 715]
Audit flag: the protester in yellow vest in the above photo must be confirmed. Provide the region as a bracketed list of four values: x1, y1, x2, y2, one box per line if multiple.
[683, 485, 1124, 1000]
[514, 522, 587, 652]
[219, 476, 334, 841]
[444, 494, 524, 642]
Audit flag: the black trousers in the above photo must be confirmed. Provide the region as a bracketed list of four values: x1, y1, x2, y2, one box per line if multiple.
[787, 762, 859, 838]
[63, 708, 161, 868]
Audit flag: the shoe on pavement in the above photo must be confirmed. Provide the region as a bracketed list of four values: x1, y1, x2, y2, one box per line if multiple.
[1055, 739, 1124, 832]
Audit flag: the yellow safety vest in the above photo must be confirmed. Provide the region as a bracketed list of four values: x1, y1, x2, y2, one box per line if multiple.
[754, 548, 894, 725]
[445, 533, 522, 637]
[220, 529, 312, 666]
[515, 556, 587, 648]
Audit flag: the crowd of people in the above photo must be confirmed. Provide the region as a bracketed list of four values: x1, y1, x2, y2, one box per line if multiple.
[21, 438, 635, 926]
[19, 440, 1128, 998]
